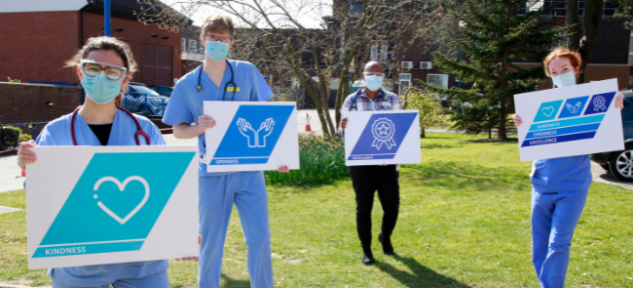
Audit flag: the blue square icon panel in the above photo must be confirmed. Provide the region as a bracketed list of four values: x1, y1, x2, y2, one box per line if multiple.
[584, 92, 616, 115]
[558, 96, 589, 119]
[533, 100, 563, 123]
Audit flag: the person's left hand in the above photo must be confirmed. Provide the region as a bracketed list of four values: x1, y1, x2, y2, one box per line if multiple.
[277, 165, 289, 173]
[615, 92, 625, 110]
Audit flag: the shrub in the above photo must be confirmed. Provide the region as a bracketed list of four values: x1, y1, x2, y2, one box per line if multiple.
[264, 134, 349, 186]
[19, 133, 33, 143]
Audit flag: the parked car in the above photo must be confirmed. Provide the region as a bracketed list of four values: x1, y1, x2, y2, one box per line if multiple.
[149, 85, 174, 97]
[590, 92, 633, 181]
[123, 83, 169, 117]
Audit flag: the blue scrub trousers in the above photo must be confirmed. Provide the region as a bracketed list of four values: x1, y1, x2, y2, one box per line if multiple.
[51, 270, 169, 288]
[198, 171, 273, 288]
[531, 189, 588, 288]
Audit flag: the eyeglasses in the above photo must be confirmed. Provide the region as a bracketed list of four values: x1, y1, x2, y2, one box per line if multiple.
[80, 60, 127, 81]
[364, 72, 385, 77]
[203, 34, 233, 43]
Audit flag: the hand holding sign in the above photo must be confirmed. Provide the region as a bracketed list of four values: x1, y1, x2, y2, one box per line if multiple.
[203, 101, 299, 172]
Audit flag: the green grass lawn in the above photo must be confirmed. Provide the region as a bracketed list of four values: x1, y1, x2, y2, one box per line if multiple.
[2, 132, 633, 287]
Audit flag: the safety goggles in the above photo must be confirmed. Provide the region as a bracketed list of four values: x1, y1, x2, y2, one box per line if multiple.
[203, 33, 233, 43]
[80, 60, 128, 81]
[363, 72, 385, 77]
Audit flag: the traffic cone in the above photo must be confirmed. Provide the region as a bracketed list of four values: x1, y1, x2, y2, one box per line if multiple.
[305, 113, 312, 132]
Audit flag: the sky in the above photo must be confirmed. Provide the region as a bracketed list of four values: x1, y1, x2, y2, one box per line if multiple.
[161, 0, 331, 29]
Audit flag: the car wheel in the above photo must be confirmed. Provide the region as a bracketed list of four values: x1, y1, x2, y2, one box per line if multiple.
[609, 150, 633, 182]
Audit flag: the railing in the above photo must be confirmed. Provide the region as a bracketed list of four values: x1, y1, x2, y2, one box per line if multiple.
[3, 122, 50, 140]
[27, 80, 79, 86]
[537, 0, 618, 18]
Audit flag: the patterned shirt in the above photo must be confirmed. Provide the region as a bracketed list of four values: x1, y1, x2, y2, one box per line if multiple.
[339, 88, 402, 134]
[342, 88, 402, 112]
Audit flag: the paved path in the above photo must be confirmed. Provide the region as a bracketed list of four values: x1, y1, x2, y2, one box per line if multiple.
[591, 162, 633, 190]
[0, 151, 22, 194]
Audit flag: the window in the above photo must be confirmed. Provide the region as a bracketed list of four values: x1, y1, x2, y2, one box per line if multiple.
[330, 78, 340, 90]
[181, 38, 186, 51]
[141, 44, 173, 86]
[189, 39, 197, 53]
[427, 74, 449, 101]
[370, 40, 389, 64]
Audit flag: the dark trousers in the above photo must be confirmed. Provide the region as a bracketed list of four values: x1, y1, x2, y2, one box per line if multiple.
[349, 165, 400, 251]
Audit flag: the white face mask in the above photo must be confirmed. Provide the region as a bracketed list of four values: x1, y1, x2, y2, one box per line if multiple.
[552, 71, 576, 88]
[365, 75, 384, 92]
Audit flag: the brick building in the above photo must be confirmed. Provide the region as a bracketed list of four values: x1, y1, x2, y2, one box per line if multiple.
[336, 0, 633, 99]
[0, 0, 185, 87]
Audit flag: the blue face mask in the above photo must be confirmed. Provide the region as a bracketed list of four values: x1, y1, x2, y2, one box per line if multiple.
[81, 72, 122, 104]
[205, 40, 230, 62]
[552, 71, 576, 88]
[365, 75, 384, 92]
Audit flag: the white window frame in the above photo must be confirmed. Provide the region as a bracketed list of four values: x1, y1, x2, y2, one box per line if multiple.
[427, 74, 449, 101]
[181, 38, 186, 51]
[189, 39, 197, 53]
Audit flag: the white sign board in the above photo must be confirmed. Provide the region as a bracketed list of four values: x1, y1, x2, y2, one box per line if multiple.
[514, 79, 624, 162]
[26, 146, 199, 269]
[345, 110, 421, 166]
[204, 101, 300, 172]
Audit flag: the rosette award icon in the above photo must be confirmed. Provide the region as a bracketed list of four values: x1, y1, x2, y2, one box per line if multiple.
[371, 118, 397, 150]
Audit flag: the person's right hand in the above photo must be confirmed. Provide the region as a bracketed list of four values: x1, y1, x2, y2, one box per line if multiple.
[340, 117, 348, 130]
[513, 114, 522, 128]
[197, 114, 216, 135]
[17, 140, 37, 171]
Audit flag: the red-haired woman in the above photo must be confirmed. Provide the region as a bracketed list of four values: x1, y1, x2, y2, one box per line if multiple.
[513, 47, 624, 288]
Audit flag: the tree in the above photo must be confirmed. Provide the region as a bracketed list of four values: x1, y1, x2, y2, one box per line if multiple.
[416, 0, 567, 140]
[403, 88, 448, 138]
[612, 0, 633, 30]
[565, 0, 603, 84]
[138, 0, 426, 136]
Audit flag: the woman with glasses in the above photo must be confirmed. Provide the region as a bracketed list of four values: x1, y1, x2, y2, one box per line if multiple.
[162, 14, 287, 288]
[16, 37, 172, 288]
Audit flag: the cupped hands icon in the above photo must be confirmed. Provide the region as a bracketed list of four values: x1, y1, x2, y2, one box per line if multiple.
[236, 118, 275, 148]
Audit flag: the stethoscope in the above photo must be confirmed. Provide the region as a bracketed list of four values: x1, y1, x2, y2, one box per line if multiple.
[196, 59, 242, 101]
[349, 88, 383, 111]
[70, 106, 150, 146]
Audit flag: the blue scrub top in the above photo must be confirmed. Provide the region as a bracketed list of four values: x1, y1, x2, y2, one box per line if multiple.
[530, 155, 592, 193]
[35, 109, 169, 287]
[162, 60, 274, 177]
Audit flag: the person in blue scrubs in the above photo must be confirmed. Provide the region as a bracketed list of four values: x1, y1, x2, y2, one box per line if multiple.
[162, 15, 287, 288]
[513, 47, 624, 288]
[17, 37, 172, 288]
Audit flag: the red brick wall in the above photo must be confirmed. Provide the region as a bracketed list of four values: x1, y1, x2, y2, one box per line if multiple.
[0, 11, 81, 83]
[0, 83, 83, 135]
[82, 13, 182, 85]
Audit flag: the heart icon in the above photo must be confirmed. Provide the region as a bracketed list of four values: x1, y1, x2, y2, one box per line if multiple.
[93, 176, 150, 225]
[541, 106, 555, 117]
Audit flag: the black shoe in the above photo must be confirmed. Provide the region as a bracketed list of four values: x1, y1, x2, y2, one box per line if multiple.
[379, 233, 395, 255]
[362, 251, 375, 265]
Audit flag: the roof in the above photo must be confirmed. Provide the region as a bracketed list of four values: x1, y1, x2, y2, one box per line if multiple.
[0, 0, 87, 13]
